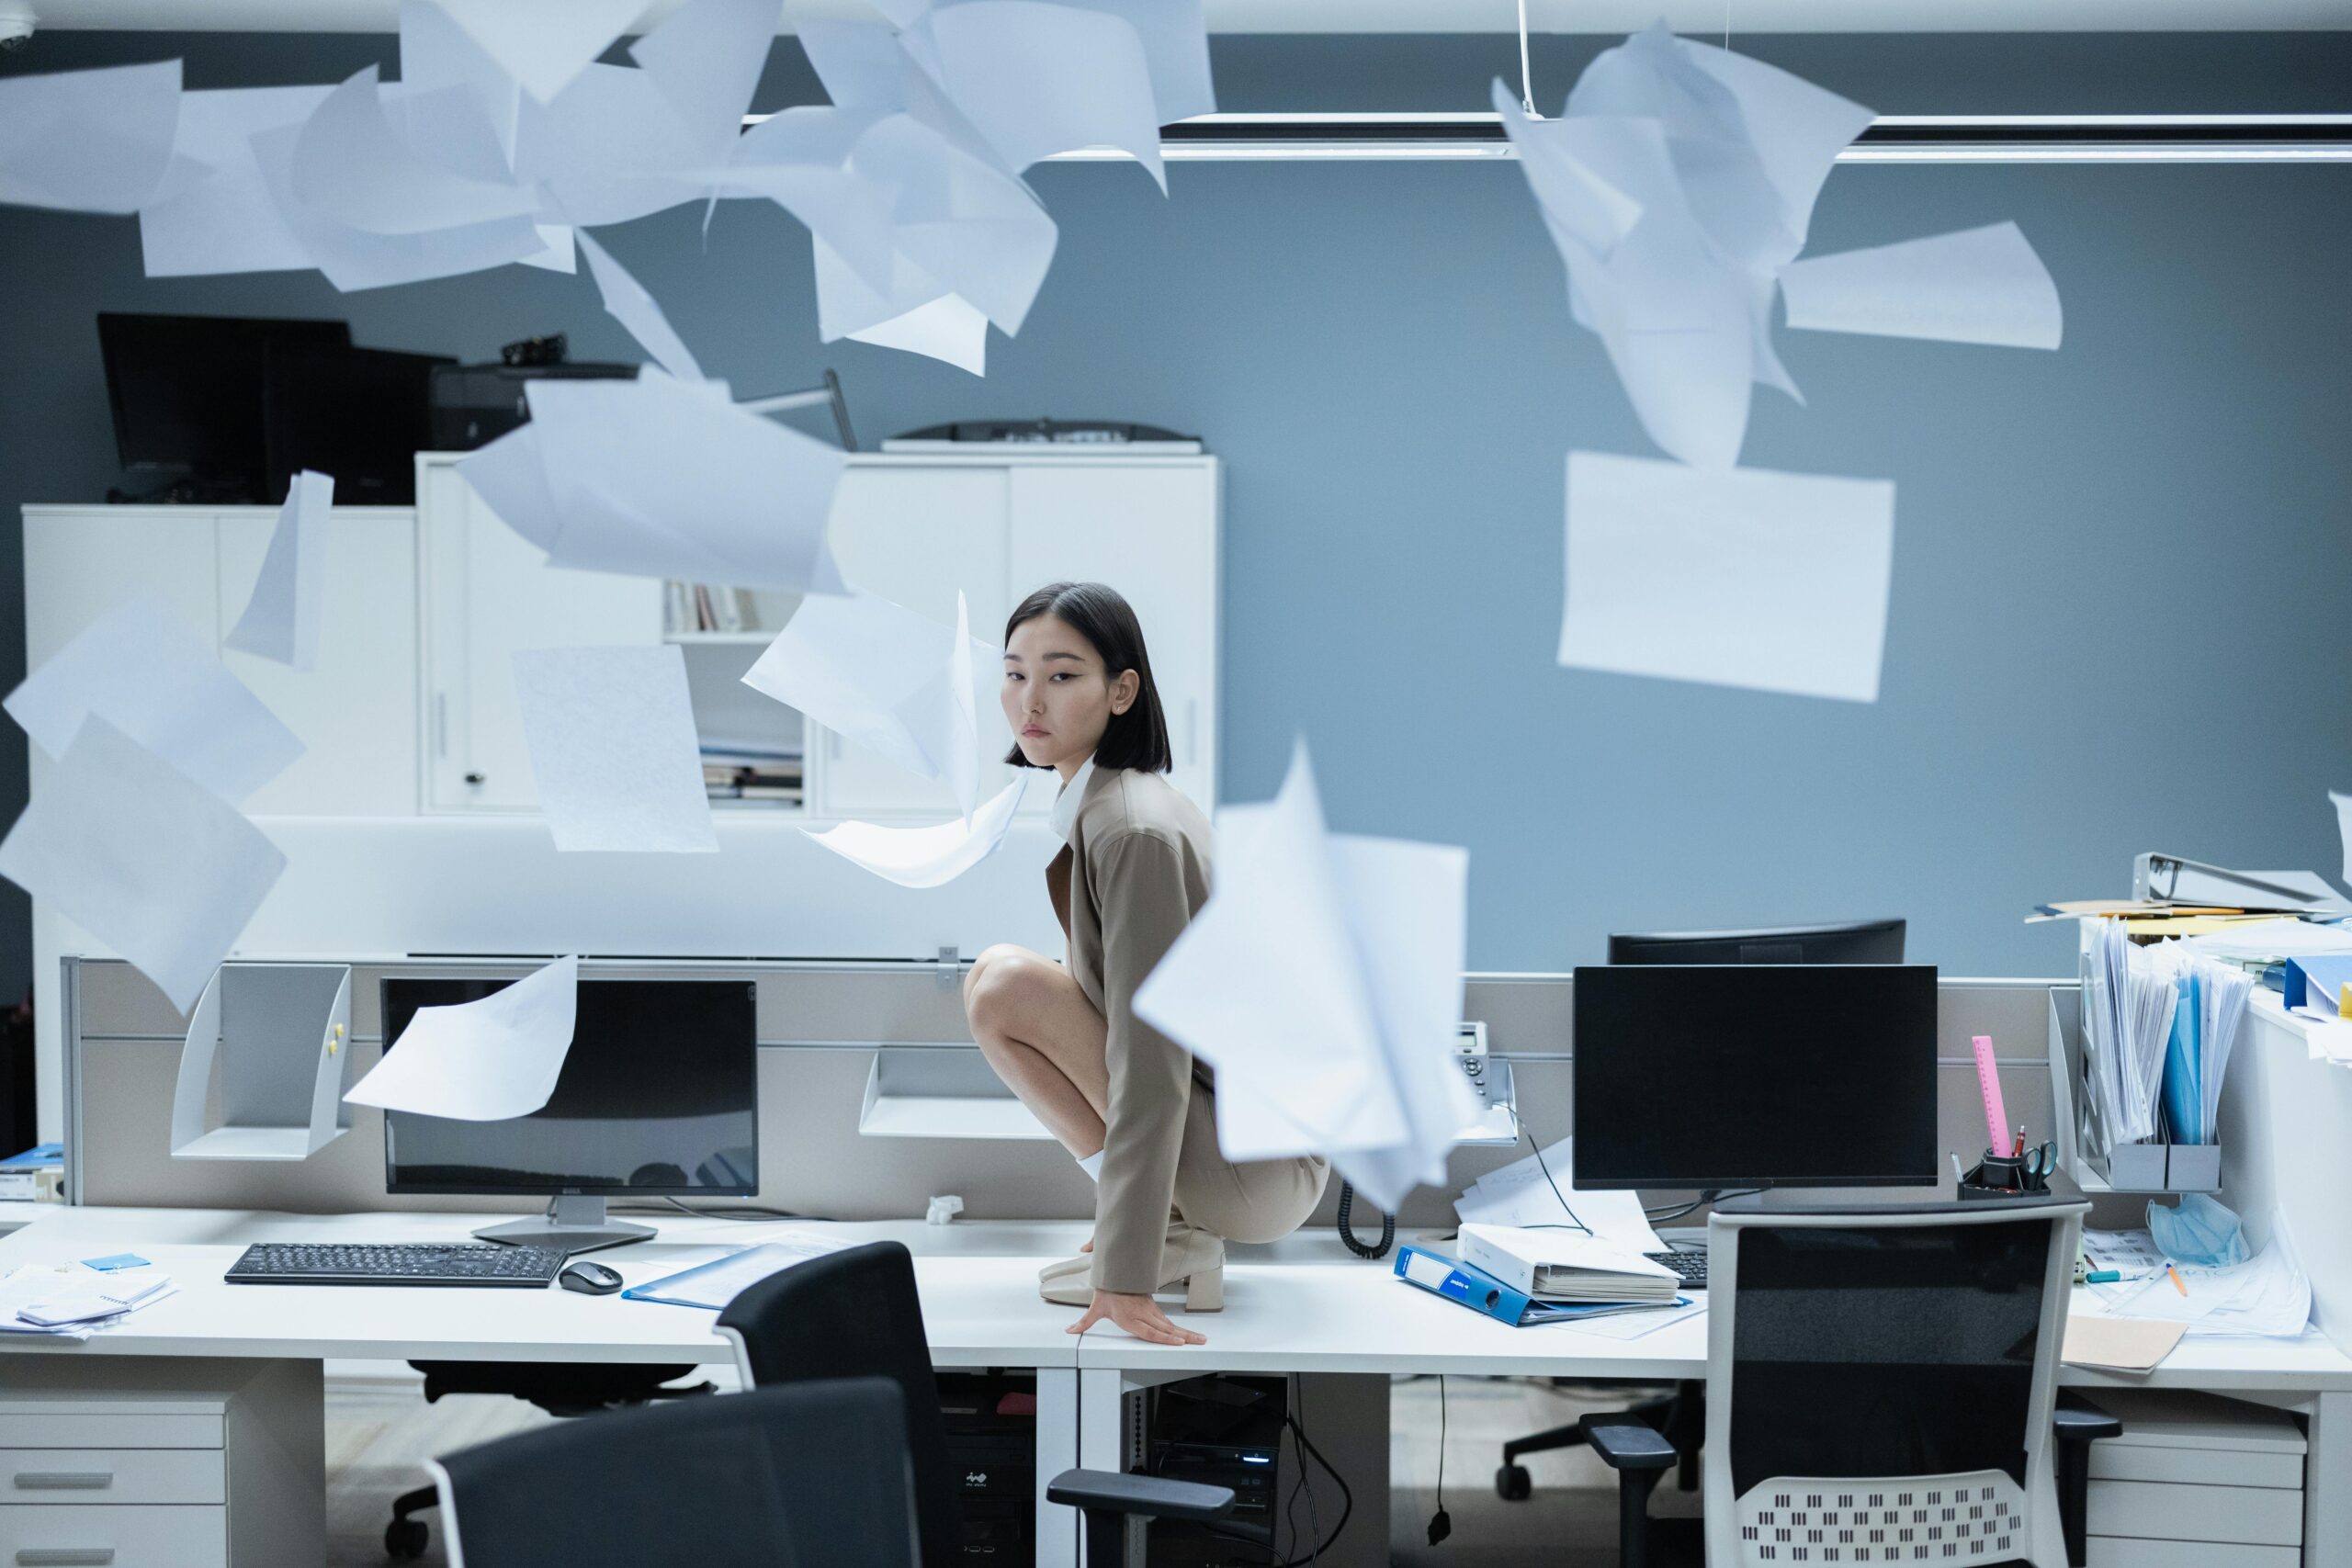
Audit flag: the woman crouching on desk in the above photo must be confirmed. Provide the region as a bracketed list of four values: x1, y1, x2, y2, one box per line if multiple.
[963, 582, 1328, 1348]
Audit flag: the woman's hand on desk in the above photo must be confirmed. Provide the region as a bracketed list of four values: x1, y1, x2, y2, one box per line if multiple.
[1069, 1290, 1205, 1347]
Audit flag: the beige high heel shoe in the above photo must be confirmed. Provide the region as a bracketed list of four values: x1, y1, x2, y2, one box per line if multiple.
[1039, 1224, 1224, 1312]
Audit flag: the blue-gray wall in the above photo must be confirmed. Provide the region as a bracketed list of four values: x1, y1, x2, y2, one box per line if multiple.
[3, 30, 2348, 998]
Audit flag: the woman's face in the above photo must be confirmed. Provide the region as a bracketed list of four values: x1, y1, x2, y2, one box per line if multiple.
[1002, 614, 1137, 773]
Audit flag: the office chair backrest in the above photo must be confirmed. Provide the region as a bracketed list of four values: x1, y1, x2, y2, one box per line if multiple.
[429, 1378, 919, 1568]
[717, 1241, 961, 1568]
[1704, 1198, 2087, 1568]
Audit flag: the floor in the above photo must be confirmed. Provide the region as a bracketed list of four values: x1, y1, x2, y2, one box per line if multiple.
[322, 1371, 1702, 1567]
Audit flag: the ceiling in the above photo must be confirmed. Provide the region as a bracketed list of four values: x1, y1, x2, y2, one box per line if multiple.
[17, 0, 2352, 30]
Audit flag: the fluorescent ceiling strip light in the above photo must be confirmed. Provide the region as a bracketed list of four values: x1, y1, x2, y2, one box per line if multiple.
[744, 111, 2352, 163]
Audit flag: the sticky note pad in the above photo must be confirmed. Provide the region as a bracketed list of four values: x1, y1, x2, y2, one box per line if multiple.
[81, 1253, 151, 1272]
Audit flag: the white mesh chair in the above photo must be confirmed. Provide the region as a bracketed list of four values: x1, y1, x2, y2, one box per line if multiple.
[1586, 1197, 2120, 1568]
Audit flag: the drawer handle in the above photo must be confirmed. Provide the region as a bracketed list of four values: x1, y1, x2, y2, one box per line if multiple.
[18, 1551, 117, 1566]
[13, 1473, 113, 1491]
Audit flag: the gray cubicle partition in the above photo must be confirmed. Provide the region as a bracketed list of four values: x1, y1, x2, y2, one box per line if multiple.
[62, 957, 2080, 1228]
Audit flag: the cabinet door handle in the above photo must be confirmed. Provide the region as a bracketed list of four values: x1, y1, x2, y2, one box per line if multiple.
[435, 692, 448, 760]
[17, 1551, 118, 1565]
[464, 772, 486, 785]
[13, 1472, 113, 1490]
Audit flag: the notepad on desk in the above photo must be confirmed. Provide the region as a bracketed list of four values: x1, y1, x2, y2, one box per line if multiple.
[1456, 1224, 1679, 1304]
[620, 1233, 853, 1310]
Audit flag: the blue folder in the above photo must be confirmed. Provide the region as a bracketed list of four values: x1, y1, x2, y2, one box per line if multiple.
[1392, 1244, 1685, 1327]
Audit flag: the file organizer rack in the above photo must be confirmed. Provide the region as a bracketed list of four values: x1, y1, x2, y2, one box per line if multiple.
[170, 963, 355, 1160]
[2049, 954, 2222, 1195]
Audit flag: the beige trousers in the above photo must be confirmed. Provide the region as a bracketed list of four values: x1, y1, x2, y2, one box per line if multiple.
[1169, 1077, 1329, 1244]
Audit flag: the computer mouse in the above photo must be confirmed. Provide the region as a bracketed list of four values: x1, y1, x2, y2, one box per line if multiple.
[559, 1261, 624, 1296]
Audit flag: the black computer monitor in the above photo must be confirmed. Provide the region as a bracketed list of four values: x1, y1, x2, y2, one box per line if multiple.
[264, 342, 454, 506]
[1606, 919, 1905, 966]
[1571, 964, 1939, 1190]
[381, 976, 759, 1253]
[97, 313, 352, 501]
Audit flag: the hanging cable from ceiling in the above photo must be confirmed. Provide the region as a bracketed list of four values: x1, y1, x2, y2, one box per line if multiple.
[1517, 0, 1541, 117]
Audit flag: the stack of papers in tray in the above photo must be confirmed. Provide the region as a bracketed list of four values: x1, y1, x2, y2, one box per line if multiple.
[0, 1265, 177, 1340]
[620, 1232, 853, 1310]
[1458, 1224, 1679, 1304]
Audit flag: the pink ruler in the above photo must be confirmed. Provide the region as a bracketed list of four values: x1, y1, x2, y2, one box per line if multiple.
[1972, 1035, 2011, 1156]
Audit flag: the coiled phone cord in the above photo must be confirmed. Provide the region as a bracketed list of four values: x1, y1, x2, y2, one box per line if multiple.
[1334, 1180, 1395, 1259]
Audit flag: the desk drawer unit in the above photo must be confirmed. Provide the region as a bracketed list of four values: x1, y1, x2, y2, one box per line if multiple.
[0, 1359, 321, 1568]
[2080, 1389, 2307, 1567]
[0, 1503, 228, 1567]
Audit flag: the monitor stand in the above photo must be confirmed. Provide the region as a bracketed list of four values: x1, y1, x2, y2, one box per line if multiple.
[475, 1195, 654, 1256]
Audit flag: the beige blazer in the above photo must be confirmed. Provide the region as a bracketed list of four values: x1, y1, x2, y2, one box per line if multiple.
[1046, 764, 1216, 1294]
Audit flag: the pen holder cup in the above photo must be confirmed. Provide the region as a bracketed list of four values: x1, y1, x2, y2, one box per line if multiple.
[1959, 1149, 2052, 1201]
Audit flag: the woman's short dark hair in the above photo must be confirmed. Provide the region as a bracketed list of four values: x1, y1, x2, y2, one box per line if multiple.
[1002, 581, 1172, 773]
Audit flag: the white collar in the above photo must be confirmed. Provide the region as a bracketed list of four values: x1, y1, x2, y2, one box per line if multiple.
[1050, 758, 1097, 842]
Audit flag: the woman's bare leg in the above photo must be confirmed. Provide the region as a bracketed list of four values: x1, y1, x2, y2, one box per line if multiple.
[964, 944, 1113, 1156]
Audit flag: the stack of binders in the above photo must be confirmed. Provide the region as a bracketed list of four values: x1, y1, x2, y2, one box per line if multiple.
[1395, 1225, 1679, 1328]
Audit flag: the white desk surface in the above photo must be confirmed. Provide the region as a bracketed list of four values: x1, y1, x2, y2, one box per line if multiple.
[3, 1207, 2348, 1392]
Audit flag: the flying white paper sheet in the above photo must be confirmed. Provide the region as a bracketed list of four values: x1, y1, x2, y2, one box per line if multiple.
[1781, 220, 2064, 350]
[576, 230, 705, 381]
[398, 0, 524, 170]
[511, 645, 718, 853]
[1132, 743, 1478, 1211]
[224, 471, 334, 672]
[741, 588, 997, 807]
[848, 290, 989, 376]
[1556, 451, 1896, 704]
[514, 63, 710, 229]
[918, 0, 1167, 189]
[803, 772, 1031, 887]
[629, 0, 782, 174]
[433, 0, 649, 105]
[458, 369, 845, 590]
[139, 85, 333, 277]
[289, 66, 539, 236]
[0, 61, 181, 213]
[0, 716, 288, 1012]
[2334, 791, 2352, 888]
[6, 585, 305, 804]
[344, 953, 582, 1120]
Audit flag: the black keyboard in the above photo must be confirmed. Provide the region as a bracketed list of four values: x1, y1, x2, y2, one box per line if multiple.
[223, 1242, 570, 1288]
[1645, 1249, 1709, 1290]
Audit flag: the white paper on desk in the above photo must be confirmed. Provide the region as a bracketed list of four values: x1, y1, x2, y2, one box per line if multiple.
[622, 1233, 854, 1308]
[2333, 791, 2352, 888]
[16, 1268, 174, 1327]
[1556, 1296, 1706, 1341]
[248, 117, 546, 292]
[224, 471, 334, 672]
[1455, 1136, 1666, 1255]
[802, 773, 1031, 888]
[289, 67, 538, 236]
[1781, 221, 2062, 350]
[345, 954, 580, 1120]
[0, 61, 181, 214]
[1133, 742, 1479, 1212]
[742, 588, 997, 810]
[6, 585, 305, 804]
[433, 0, 649, 105]
[140, 86, 334, 276]
[461, 370, 845, 590]
[577, 230, 705, 382]
[2177, 917, 2352, 963]
[512, 646, 718, 853]
[0, 716, 288, 1012]
[1557, 451, 1895, 704]
[916, 1, 1166, 188]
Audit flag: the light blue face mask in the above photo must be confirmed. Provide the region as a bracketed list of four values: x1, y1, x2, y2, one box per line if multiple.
[2148, 1191, 2249, 1269]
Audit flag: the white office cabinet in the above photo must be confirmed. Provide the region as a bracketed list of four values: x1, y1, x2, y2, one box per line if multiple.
[2083, 1389, 2307, 1566]
[0, 1359, 322, 1568]
[1005, 464, 1219, 812]
[417, 454, 662, 810]
[220, 509, 420, 816]
[819, 462, 1018, 817]
[21, 506, 221, 684]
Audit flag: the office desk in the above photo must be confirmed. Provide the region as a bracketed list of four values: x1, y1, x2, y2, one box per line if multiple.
[7, 1209, 2351, 1566]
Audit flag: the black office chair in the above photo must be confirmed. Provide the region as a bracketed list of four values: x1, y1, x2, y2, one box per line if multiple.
[1585, 1197, 2122, 1568]
[717, 1239, 1247, 1565]
[382, 1360, 714, 1559]
[430, 1378, 922, 1566]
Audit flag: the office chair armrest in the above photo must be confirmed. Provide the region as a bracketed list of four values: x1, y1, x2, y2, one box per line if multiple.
[1581, 1415, 1679, 1472]
[2053, 1394, 2123, 1445]
[1046, 1468, 1237, 1523]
